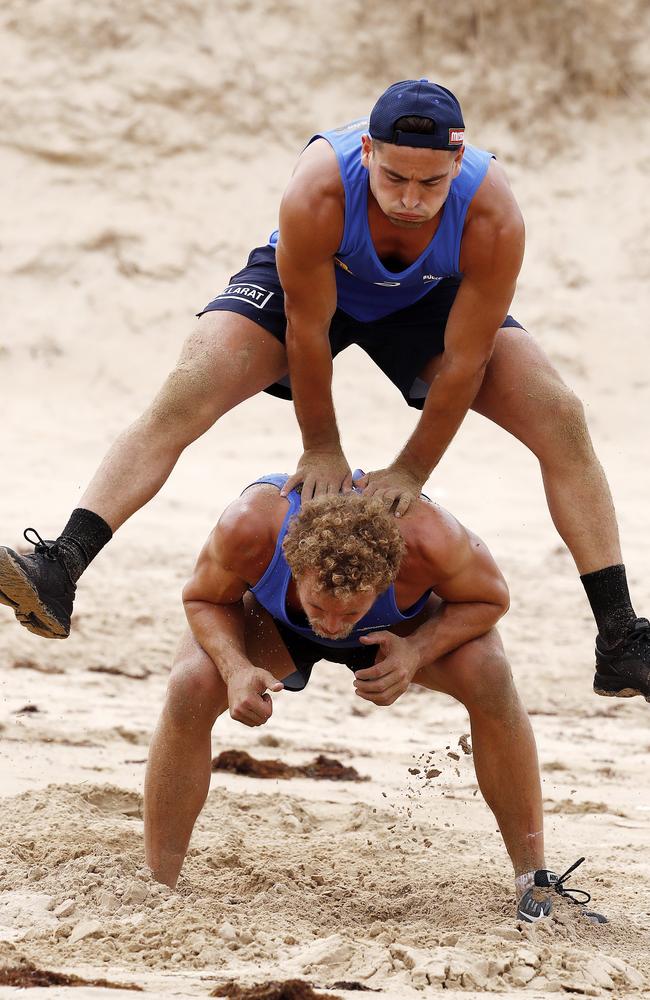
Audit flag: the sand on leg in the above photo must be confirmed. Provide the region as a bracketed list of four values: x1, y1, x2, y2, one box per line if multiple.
[144, 593, 296, 888]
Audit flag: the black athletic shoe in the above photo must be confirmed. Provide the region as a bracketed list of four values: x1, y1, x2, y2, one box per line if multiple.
[0, 529, 75, 638]
[593, 618, 650, 701]
[517, 858, 607, 924]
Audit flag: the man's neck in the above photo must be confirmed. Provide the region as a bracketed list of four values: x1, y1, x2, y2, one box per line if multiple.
[367, 192, 444, 269]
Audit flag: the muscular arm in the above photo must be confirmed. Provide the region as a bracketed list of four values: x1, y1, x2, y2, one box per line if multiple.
[356, 506, 509, 704]
[182, 497, 272, 684]
[276, 141, 353, 495]
[276, 142, 341, 449]
[405, 511, 510, 669]
[378, 162, 525, 492]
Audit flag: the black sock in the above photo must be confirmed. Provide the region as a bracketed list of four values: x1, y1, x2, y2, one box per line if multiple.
[580, 564, 637, 646]
[56, 508, 113, 583]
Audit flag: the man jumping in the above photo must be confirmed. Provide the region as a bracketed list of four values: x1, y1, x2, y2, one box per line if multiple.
[1, 79, 647, 701]
[144, 473, 605, 924]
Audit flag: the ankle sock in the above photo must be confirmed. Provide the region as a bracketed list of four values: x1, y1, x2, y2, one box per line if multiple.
[56, 508, 113, 583]
[580, 564, 637, 646]
[515, 870, 536, 898]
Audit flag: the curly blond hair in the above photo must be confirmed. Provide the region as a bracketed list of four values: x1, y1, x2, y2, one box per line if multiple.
[282, 493, 405, 598]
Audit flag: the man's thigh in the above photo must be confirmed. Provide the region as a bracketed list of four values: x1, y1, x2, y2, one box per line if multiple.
[470, 326, 577, 444]
[161, 310, 288, 426]
[194, 244, 295, 407]
[416, 323, 577, 454]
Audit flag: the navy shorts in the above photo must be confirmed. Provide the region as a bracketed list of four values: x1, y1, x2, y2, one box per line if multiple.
[274, 617, 377, 693]
[197, 245, 524, 410]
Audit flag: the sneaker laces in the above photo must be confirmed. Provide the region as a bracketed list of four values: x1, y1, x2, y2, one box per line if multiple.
[23, 528, 76, 587]
[550, 857, 592, 906]
[624, 619, 650, 644]
[598, 618, 650, 653]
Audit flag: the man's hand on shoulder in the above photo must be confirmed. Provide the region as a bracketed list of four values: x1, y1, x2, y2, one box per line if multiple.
[355, 464, 425, 517]
[282, 446, 353, 500]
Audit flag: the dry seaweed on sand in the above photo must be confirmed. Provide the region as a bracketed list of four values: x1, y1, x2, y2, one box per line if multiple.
[211, 979, 341, 999]
[212, 750, 367, 782]
[0, 960, 141, 990]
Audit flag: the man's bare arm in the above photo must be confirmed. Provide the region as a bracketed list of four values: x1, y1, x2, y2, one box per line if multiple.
[182, 499, 275, 684]
[355, 509, 509, 704]
[403, 515, 510, 669]
[275, 141, 352, 498]
[362, 161, 525, 509]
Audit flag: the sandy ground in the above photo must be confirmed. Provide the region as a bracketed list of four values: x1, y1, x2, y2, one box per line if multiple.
[1, 2, 650, 997]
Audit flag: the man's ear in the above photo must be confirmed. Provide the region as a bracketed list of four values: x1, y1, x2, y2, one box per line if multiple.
[361, 134, 373, 170]
[451, 145, 465, 178]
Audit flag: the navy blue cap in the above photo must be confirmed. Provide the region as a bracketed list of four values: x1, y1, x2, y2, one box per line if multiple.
[369, 79, 465, 150]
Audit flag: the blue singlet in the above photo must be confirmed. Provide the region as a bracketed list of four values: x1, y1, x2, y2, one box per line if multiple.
[244, 473, 431, 648]
[269, 119, 492, 322]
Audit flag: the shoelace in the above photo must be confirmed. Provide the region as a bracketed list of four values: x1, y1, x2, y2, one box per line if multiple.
[24, 527, 60, 560]
[625, 619, 650, 644]
[599, 618, 650, 653]
[552, 857, 592, 906]
[23, 528, 76, 587]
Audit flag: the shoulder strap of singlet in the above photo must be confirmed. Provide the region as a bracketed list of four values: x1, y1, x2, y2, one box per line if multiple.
[242, 473, 290, 493]
[308, 123, 368, 258]
[243, 475, 300, 608]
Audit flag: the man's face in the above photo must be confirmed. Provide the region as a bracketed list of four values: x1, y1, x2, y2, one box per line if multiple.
[361, 136, 464, 229]
[295, 571, 378, 641]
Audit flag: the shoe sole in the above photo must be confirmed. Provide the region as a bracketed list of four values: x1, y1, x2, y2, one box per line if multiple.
[0, 547, 68, 639]
[593, 673, 650, 703]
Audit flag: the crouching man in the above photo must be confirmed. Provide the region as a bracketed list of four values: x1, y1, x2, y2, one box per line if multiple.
[144, 473, 605, 923]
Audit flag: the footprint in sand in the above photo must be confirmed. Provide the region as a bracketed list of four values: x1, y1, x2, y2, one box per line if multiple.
[81, 786, 142, 819]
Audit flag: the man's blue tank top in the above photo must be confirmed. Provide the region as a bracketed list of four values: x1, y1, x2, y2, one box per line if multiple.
[245, 473, 431, 648]
[269, 119, 493, 322]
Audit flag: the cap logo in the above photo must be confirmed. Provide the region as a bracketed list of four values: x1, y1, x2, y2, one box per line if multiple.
[449, 128, 465, 144]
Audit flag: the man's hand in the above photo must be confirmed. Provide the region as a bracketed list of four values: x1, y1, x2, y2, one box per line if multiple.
[282, 447, 353, 501]
[227, 666, 284, 728]
[354, 631, 420, 706]
[355, 465, 425, 517]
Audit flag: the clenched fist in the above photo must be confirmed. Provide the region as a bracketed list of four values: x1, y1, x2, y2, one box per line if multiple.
[227, 666, 284, 727]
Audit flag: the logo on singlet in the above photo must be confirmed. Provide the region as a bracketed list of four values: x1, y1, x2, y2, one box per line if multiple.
[217, 283, 273, 308]
[333, 118, 369, 134]
[335, 257, 355, 275]
[423, 274, 444, 282]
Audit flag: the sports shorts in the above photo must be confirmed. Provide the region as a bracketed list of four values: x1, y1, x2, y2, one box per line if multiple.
[274, 617, 377, 692]
[197, 245, 524, 409]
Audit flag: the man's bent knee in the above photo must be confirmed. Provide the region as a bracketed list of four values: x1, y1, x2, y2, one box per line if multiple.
[549, 388, 591, 448]
[143, 315, 287, 449]
[144, 361, 222, 448]
[165, 656, 227, 728]
[529, 384, 594, 465]
[453, 634, 518, 717]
